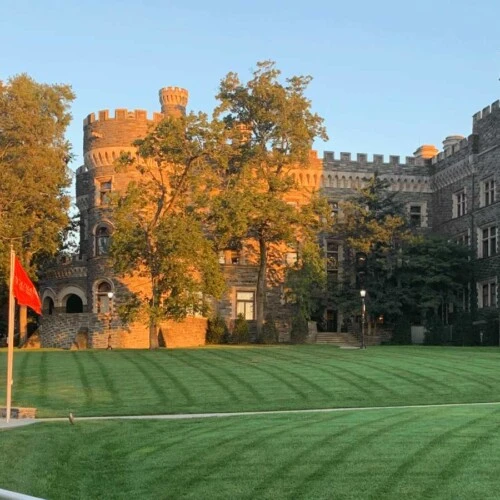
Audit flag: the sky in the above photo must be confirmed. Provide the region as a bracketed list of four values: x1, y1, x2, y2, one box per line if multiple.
[2, 0, 500, 179]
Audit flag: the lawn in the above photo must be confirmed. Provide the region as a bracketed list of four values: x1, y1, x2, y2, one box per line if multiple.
[1, 345, 500, 417]
[1, 405, 500, 499]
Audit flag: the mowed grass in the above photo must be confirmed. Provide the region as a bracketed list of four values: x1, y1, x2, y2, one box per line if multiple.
[2, 345, 500, 417]
[2, 405, 500, 499]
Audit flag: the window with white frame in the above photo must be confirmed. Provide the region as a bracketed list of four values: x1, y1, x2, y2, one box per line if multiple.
[478, 279, 497, 308]
[236, 291, 255, 320]
[480, 226, 497, 258]
[481, 178, 495, 207]
[453, 190, 467, 218]
[285, 251, 298, 267]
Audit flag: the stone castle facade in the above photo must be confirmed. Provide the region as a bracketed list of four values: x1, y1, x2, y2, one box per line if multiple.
[38, 88, 500, 348]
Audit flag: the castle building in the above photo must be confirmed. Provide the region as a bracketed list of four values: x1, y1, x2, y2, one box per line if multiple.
[38, 89, 500, 348]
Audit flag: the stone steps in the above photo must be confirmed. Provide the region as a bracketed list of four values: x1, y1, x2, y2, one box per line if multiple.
[315, 331, 389, 347]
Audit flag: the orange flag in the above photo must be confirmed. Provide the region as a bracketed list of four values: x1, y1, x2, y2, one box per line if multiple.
[13, 257, 42, 314]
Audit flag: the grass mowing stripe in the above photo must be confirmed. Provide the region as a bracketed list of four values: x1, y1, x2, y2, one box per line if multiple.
[419, 409, 500, 498]
[250, 410, 397, 500]
[37, 351, 48, 406]
[133, 351, 193, 405]
[292, 412, 422, 500]
[119, 352, 170, 407]
[369, 407, 499, 499]
[71, 352, 94, 407]
[87, 352, 123, 406]
[175, 350, 244, 403]
[260, 346, 399, 398]
[239, 348, 336, 400]
[178, 411, 326, 497]
[380, 350, 499, 389]
[183, 349, 265, 402]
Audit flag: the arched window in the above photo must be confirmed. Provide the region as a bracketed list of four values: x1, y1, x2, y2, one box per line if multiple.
[66, 294, 83, 313]
[96, 281, 113, 313]
[43, 297, 54, 315]
[96, 226, 110, 256]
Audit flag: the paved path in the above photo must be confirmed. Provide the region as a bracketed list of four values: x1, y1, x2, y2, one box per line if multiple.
[3, 400, 500, 430]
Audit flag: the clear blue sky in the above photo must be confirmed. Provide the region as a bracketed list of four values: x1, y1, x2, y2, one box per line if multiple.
[2, 0, 500, 172]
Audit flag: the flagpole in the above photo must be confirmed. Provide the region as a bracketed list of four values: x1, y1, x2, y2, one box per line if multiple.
[6, 244, 15, 423]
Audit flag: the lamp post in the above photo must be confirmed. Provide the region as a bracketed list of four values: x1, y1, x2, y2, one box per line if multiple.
[106, 292, 114, 350]
[360, 289, 366, 349]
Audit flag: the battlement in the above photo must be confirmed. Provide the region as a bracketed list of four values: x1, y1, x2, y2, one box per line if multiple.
[431, 136, 469, 164]
[472, 99, 500, 124]
[159, 86, 189, 107]
[322, 151, 418, 167]
[83, 109, 163, 127]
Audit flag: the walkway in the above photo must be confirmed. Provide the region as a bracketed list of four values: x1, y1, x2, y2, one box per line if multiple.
[3, 400, 500, 430]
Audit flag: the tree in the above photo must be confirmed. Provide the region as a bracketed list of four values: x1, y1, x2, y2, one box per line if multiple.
[0, 74, 74, 323]
[330, 173, 412, 325]
[212, 61, 328, 337]
[398, 236, 473, 325]
[111, 113, 226, 349]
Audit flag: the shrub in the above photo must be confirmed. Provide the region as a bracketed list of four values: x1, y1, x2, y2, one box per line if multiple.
[290, 315, 308, 344]
[390, 317, 412, 345]
[206, 314, 229, 344]
[261, 316, 279, 344]
[232, 314, 250, 343]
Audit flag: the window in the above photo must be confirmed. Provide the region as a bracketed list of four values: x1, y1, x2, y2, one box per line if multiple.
[96, 226, 110, 256]
[99, 180, 112, 206]
[329, 202, 339, 218]
[409, 205, 422, 227]
[456, 232, 470, 247]
[236, 291, 255, 320]
[453, 190, 466, 218]
[481, 178, 495, 207]
[96, 281, 113, 313]
[478, 280, 497, 308]
[326, 241, 339, 279]
[230, 250, 239, 265]
[481, 226, 497, 258]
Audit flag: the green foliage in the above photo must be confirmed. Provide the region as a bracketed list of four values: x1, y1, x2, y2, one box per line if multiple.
[111, 113, 226, 348]
[290, 315, 309, 343]
[212, 61, 329, 336]
[390, 316, 412, 345]
[260, 316, 279, 344]
[400, 237, 473, 323]
[206, 314, 229, 344]
[0, 74, 74, 280]
[232, 314, 250, 343]
[285, 240, 327, 322]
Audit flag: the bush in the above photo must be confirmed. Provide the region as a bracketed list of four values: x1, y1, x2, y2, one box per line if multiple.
[206, 314, 229, 344]
[232, 314, 250, 343]
[290, 315, 308, 344]
[390, 317, 412, 345]
[261, 316, 279, 344]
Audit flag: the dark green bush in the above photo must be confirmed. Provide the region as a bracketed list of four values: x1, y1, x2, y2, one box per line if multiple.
[232, 314, 250, 343]
[261, 316, 279, 344]
[206, 314, 229, 344]
[290, 315, 308, 344]
[390, 317, 412, 344]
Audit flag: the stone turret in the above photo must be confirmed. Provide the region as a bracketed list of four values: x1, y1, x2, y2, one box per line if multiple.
[159, 86, 189, 118]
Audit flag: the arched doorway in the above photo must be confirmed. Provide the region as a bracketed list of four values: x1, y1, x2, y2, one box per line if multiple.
[43, 297, 54, 315]
[66, 294, 83, 313]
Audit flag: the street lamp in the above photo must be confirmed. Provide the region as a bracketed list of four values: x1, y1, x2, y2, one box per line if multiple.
[360, 289, 366, 349]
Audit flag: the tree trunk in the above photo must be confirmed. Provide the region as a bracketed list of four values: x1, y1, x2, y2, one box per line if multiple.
[256, 237, 267, 340]
[149, 322, 159, 350]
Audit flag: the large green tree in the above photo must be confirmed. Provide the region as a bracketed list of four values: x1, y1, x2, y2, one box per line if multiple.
[212, 61, 329, 337]
[0, 74, 74, 307]
[111, 113, 227, 349]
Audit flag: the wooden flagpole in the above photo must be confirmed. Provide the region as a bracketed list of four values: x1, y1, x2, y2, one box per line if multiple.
[6, 244, 15, 423]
